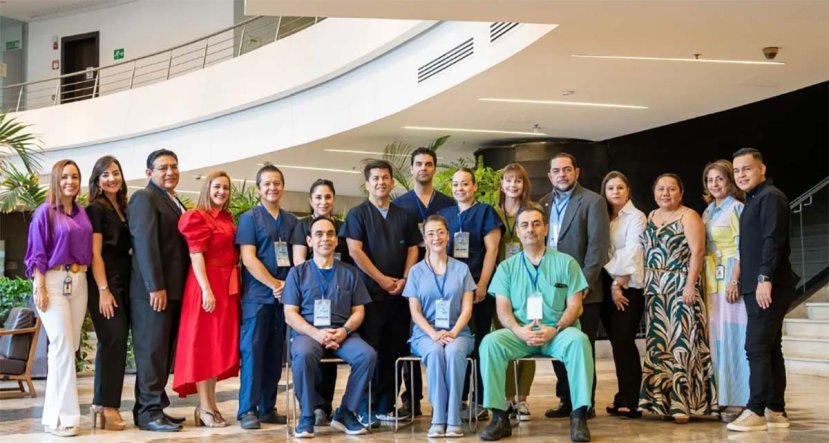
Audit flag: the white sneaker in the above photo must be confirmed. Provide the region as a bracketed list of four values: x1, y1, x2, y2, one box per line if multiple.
[516, 401, 532, 421]
[427, 424, 445, 437]
[445, 425, 464, 437]
[727, 409, 767, 432]
[764, 408, 790, 428]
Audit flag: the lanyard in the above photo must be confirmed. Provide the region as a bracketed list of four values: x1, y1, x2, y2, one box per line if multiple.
[427, 257, 449, 300]
[553, 194, 569, 222]
[311, 260, 336, 300]
[457, 202, 477, 232]
[521, 252, 544, 293]
[416, 191, 436, 222]
[255, 205, 283, 241]
[502, 206, 517, 238]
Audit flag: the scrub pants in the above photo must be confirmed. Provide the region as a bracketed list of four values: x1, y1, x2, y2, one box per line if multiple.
[291, 334, 376, 416]
[237, 301, 286, 419]
[411, 335, 474, 426]
[480, 328, 594, 412]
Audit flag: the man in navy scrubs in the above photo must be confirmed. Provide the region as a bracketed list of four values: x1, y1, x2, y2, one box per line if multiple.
[284, 216, 376, 437]
[342, 159, 420, 425]
[235, 165, 298, 429]
[392, 147, 455, 416]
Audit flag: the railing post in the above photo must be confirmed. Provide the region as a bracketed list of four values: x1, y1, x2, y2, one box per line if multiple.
[166, 51, 174, 80]
[129, 64, 136, 89]
[15, 87, 23, 112]
[202, 39, 209, 69]
[275, 16, 283, 41]
[798, 209, 806, 294]
[314, 17, 319, 24]
[237, 26, 246, 56]
[53, 82, 61, 105]
[92, 73, 100, 98]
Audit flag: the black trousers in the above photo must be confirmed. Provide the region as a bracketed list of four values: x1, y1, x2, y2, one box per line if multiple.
[744, 286, 793, 415]
[88, 285, 130, 408]
[359, 297, 411, 414]
[599, 272, 644, 410]
[553, 301, 601, 408]
[463, 295, 496, 405]
[130, 297, 181, 423]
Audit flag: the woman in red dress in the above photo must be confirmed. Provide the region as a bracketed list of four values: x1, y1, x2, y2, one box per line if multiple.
[173, 170, 240, 427]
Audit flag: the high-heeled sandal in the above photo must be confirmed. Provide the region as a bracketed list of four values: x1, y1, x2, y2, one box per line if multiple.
[194, 406, 228, 428]
[91, 405, 127, 431]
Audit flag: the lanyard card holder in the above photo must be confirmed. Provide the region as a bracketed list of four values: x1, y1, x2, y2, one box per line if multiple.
[453, 231, 470, 258]
[435, 299, 451, 329]
[62, 273, 73, 296]
[505, 242, 521, 259]
[314, 299, 332, 327]
[527, 292, 543, 321]
[274, 241, 291, 267]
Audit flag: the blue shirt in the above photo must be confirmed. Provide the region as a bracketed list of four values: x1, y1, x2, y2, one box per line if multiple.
[282, 260, 372, 337]
[437, 202, 502, 281]
[394, 189, 456, 223]
[548, 188, 574, 249]
[403, 257, 476, 341]
[235, 205, 298, 304]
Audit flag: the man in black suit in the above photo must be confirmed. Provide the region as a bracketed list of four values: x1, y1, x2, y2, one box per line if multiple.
[128, 149, 190, 432]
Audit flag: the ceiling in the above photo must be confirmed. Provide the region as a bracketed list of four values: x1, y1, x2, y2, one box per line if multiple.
[0, 0, 135, 22]
[165, 0, 829, 196]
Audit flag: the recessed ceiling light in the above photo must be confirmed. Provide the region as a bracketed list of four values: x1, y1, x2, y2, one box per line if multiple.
[404, 126, 548, 136]
[194, 175, 254, 183]
[479, 98, 647, 109]
[324, 149, 444, 159]
[572, 54, 784, 66]
[263, 164, 361, 174]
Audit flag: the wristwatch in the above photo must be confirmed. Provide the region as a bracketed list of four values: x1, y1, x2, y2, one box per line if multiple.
[343, 326, 353, 336]
[757, 274, 772, 283]
[729, 280, 739, 287]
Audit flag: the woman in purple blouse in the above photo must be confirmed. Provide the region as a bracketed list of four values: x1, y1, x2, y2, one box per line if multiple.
[24, 159, 93, 437]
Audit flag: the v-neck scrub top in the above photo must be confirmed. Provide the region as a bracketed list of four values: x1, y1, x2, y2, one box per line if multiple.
[403, 257, 477, 341]
[438, 203, 502, 281]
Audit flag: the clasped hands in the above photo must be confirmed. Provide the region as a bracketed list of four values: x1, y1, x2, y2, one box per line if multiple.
[515, 319, 556, 347]
[429, 329, 458, 345]
[379, 275, 405, 296]
[313, 327, 348, 350]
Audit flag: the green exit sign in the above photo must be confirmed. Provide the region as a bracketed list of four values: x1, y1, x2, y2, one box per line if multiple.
[5, 40, 20, 50]
[113, 48, 124, 60]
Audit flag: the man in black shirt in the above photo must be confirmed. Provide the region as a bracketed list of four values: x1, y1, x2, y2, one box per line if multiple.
[727, 148, 798, 432]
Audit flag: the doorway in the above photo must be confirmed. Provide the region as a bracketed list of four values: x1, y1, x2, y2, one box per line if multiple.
[61, 31, 99, 104]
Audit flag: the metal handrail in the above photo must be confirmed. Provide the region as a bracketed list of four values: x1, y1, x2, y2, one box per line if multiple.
[790, 176, 829, 210]
[2, 15, 324, 112]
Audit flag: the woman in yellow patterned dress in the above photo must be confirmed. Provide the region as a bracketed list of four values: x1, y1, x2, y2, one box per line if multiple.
[639, 173, 718, 424]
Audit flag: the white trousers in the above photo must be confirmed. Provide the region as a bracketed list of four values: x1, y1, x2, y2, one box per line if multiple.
[36, 269, 88, 428]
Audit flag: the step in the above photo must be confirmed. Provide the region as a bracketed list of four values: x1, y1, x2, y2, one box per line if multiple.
[806, 302, 829, 320]
[785, 356, 829, 377]
[784, 318, 829, 339]
[782, 336, 829, 359]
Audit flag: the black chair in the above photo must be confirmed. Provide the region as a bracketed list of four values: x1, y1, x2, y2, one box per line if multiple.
[0, 307, 41, 399]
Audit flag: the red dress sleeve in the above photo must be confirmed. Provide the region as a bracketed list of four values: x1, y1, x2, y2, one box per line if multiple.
[178, 210, 212, 253]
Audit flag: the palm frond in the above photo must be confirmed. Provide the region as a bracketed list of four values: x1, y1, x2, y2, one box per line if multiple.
[0, 164, 47, 213]
[0, 113, 42, 174]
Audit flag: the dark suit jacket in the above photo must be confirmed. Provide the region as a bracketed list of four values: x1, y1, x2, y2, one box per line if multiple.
[128, 182, 189, 301]
[540, 183, 610, 304]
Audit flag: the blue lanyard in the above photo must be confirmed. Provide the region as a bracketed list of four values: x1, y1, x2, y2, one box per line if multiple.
[521, 252, 544, 293]
[553, 194, 569, 222]
[457, 202, 477, 232]
[416, 191, 436, 222]
[311, 261, 336, 300]
[427, 258, 449, 300]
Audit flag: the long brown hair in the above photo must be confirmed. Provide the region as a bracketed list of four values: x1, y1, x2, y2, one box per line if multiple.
[88, 155, 128, 213]
[702, 159, 744, 204]
[498, 163, 533, 207]
[195, 170, 231, 212]
[46, 159, 81, 234]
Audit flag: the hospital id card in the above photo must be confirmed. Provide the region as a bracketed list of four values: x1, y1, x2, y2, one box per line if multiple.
[435, 299, 450, 329]
[418, 222, 426, 248]
[275, 241, 291, 267]
[453, 231, 470, 258]
[313, 299, 332, 327]
[715, 265, 725, 281]
[505, 242, 521, 259]
[527, 293, 543, 321]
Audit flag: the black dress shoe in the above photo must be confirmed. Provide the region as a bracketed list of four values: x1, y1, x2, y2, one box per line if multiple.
[260, 410, 287, 425]
[239, 411, 261, 430]
[480, 415, 512, 441]
[570, 416, 591, 442]
[545, 402, 573, 418]
[139, 417, 183, 432]
[164, 413, 186, 424]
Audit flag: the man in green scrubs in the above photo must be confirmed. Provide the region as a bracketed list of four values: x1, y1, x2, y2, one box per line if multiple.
[479, 207, 593, 442]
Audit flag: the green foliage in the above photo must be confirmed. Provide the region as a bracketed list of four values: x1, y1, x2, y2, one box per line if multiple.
[229, 180, 259, 223]
[0, 113, 42, 175]
[434, 156, 503, 207]
[0, 276, 32, 322]
[0, 165, 46, 213]
[359, 135, 451, 197]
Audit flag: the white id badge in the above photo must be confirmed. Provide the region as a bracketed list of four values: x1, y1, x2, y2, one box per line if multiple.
[505, 242, 521, 259]
[453, 231, 470, 258]
[275, 241, 291, 267]
[313, 299, 332, 327]
[527, 293, 543, 321]
[435, 299, 451, 329]
[715, 265, 725, 281]
[418, 222, 426, 247]
[334, 252, 342, 261]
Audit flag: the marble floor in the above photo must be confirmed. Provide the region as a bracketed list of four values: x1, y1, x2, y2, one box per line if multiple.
[1, 359, 827, 442]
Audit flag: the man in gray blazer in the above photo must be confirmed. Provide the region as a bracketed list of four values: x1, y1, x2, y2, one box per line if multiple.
[538, 152, 609, 419]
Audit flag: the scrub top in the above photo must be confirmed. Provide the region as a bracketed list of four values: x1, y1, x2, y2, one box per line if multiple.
[395, 189, 456, 260]
[437, 202, 502, 281]
[488, 250, 588, 328]
[282, 260, 371, 337]
[340, 200, 421, 302]
[290, 216, 351, 264]
[403, 257, 476, 341]
[236, 205, 298, 304]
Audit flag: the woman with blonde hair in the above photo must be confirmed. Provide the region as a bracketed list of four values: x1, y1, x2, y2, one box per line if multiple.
[172, 170, 240, 427]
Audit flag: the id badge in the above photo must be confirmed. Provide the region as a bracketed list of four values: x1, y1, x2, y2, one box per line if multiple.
[62, 274, 73, 296]
[274, 241, 291, 267]
[527, 293, 543, 321]
[505, 242, 521, 259]
[418, 222, 426, 248]
[313, 299, 332, 327]
[334, 252, 342, 261]
[453, 231, 470, 258]
[549, 225, 559, 250]
[435, 299, 451, 329]
[715, 265, 725, 281]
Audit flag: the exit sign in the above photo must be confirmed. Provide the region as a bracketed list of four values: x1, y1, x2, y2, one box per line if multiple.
[113, 48, 124, 60]
[5, 40, 20, 50]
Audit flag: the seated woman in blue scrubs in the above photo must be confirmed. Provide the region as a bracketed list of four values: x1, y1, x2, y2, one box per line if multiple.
[437, 168, 502, 417]
[404, 215, 475, 438]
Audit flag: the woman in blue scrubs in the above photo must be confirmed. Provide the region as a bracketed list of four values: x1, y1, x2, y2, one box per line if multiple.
[437, 168, 502, 417]
[404, 215, 475, 438]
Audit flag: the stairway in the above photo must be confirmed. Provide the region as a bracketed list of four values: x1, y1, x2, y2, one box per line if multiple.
[783, 284, 829, 377]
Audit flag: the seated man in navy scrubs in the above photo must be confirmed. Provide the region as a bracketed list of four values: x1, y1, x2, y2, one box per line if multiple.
[342, 159, 420, 425]
[284, 216, 376, 438]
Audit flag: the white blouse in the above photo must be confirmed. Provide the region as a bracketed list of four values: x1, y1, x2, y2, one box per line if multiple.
[604, 199, 647, 289]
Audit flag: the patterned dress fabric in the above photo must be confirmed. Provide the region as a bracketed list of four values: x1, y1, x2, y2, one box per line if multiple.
[703, 197, 749, 406]
[639, 214, 718, 417]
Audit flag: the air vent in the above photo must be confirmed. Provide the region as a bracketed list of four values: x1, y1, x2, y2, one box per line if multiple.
[490, 22, 519, 43]
[417, 38, 474, 83]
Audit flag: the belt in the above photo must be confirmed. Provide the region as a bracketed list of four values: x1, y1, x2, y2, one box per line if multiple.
[50, 264, 88, 273]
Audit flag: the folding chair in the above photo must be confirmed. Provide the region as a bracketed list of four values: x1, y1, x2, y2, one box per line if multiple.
[393, 355, 478, 432]
[512, 355, 557, 422]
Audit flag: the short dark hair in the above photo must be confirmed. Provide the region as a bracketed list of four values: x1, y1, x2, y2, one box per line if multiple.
[146, 149, 178, 169]
[256, 164, 285, 187]
[550, 152, 578, 169]
[363, 159, 393, 181]
[653, 173, 685, 194]
[308, 215, 336, 233]
[410, 147, 438, 166]
[733, 147, 763, 163]
[516, 206, 546, 224]
[309, 178, 335, 196]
